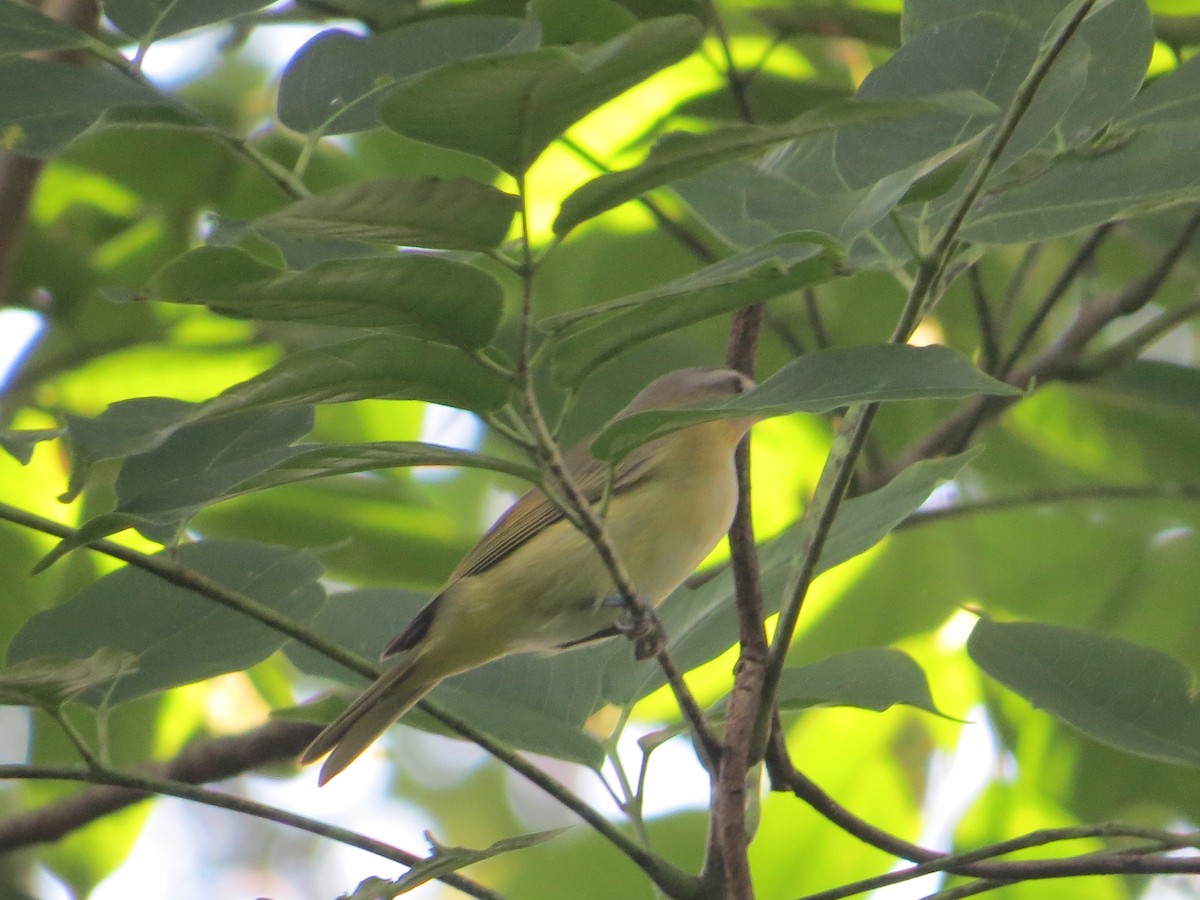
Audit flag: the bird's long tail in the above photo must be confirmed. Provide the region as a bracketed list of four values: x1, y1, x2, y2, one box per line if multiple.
[300, 659, 440, 785]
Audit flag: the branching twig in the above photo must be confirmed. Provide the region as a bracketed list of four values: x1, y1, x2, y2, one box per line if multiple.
[0, 501, 692, 893]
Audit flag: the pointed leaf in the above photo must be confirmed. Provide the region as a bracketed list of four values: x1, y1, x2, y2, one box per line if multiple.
[379, 15, 704, 175]
[9, 541, 325, 705]
[149, 247, 504, 348]
[591, 345, 1019, 462]
[61, 398, 196, 502]
[553, 97, 986, 236]
[969, 618, 1200, 768]
[255, 177, 519, 251]
[550, 243, 834, 388]
[775, 648, 947, 716]
[0, 428, 59, 464]
[195, 335, 510, 421]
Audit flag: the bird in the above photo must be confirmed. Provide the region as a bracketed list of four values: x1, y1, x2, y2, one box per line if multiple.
[300, 366, 758, 784]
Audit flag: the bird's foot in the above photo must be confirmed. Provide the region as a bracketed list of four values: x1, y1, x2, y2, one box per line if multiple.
[604, 594, 664, 660]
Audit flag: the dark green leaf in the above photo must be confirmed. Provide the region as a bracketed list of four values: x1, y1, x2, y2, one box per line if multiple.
[379, 15, 704, 175]
[0, 58, 176, 157]
[1119, 52, 1200, 128]
[1082, 360, 1200, 419]
[196, 335, 511, 420]
[103, 0, 274, 41]
[276, 19, 529, 135]
[0, 649, 138, 710]
[591, 345, 1018, 461]
[149, 247, 504, 347]
[640, 648, 947, 751]
[963, 124, 1200, 242]
[113, 406, 315, 525]
[969, 618, 1200, 767]
[0, 428, 59, 465]
[61, 398, 196, 502]
[550, 243, 835, 387]
[753, 6, 900, 47]
[255, 177, 519, 251]
[776, 648, 946, 716]
[531, 0, 637, 44]
[8, 541, 325, 705]
[554, 98, 978, 237]
[0, 0, 92, 53]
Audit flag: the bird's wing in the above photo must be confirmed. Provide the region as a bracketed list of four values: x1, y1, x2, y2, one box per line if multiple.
[443, 438, 663, 584]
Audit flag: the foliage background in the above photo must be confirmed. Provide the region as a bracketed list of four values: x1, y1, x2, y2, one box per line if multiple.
[1, 0, 1200, 898]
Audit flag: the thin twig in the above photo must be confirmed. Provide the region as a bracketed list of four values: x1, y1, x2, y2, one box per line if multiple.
[0, 763, 501, 899]
[0, 501, 691, 892]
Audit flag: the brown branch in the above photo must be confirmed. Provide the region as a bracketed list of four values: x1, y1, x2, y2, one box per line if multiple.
[0, 719, 319, 849]
[699, 303, 770, 899]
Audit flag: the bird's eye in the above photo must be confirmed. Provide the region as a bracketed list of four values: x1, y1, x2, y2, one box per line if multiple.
[729, 374, 748, 393]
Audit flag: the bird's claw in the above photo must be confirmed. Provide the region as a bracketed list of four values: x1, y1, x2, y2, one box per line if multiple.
[605, 594, 664, 660]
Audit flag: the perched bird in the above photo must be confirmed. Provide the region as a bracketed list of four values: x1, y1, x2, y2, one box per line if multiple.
[301, 366, 757, 784]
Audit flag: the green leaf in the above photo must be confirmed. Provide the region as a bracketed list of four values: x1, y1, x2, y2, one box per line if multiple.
[232, 441, 539, 495]
[969, 617, 1200, 767]
[1119, 52, 1200, 128]
[550, 243, 835, 388]
[255, 177, 520, 251]
[531, 0, 637, 44]
[0, 0, 92, 54]
[112, 406, 315, 527]
[196, 335, 511, 420]
[8, 541, 325, 706]
[554, 98, 972, 237]
[962, 124, 1200, 242]
[640, 648, 947, 751]
[0, 59, 177, 157]
[591, 345, 1018, 462]
[776, 648, 946, 716]
[277, 18, 529, 135]
[0, 649, 138, 710]
[61, 398, 197, 502]
[1083, 360, 1200, 419]
[343, 829, 568, 899]
[0, 428, 59, 464]
[378, 15, 704, 175]
[103, 0, 274, 41]
[149, 247, 504, 348]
